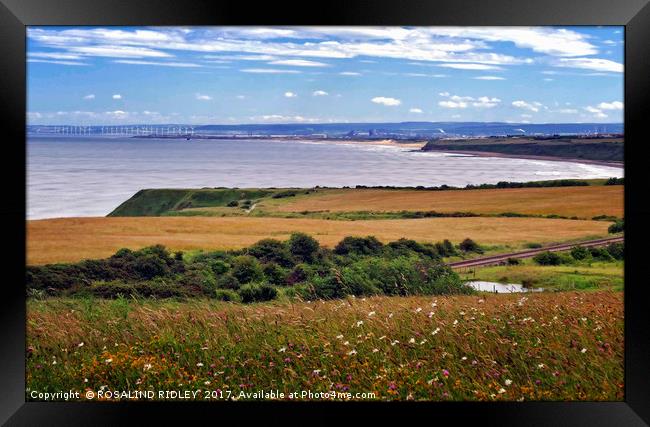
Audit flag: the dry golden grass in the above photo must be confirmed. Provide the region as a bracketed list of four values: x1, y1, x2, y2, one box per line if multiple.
[28, 216, 610, 265]
[272, 186, 623, 218]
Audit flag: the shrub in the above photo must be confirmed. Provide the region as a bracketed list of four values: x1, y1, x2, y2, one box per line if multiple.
[231, 255, 264, 284]
[570, 246, 591, 260]
[435, 239, 457, 257]
[248, 239, 293, 267]
[608, 220, 624, 234]
[286, 264, 310, 285]
[604, 177, 624, 185]
[288, 232, 320, 263]
[386, 238, 438, 259]
[214, 289, 241, 302]
[525, 242, 543, 249]
[605, 242, 624, 260]
[262, 263, 289, 286]
[238, 283, 278, 303]
[507, 257, 521, 265]
[216, 273, 240, 290]
[533, 251, 562, 266]
[133, 254, 170, 279]
[589, 247, 614, 261]
[180, 264, 217, 295]
[334, 236, 384, 256]
[459, 238, 483, 253]
[226, 200, 239, 207]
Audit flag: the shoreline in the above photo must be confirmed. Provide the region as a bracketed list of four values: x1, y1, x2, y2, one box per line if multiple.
[419, 148, 623, 168]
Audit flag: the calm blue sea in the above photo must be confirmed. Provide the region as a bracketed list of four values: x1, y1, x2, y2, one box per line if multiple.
[27, 136, 623, 219]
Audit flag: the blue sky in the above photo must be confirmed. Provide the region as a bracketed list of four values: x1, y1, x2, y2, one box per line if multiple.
[26, 26, 623, 125]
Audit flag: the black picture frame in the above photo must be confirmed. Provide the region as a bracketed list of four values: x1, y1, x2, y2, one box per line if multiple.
[2, 0, 649, 425]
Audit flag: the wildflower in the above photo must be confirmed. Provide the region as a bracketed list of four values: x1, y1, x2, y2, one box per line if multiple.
[538, 363, 545, 369]
[379, 335, 387, 340]
[460, 311, 466, 316]
[428, 311, 435, 318]
[461, 356, 467, 361]
[368, 311, 375, 317]
[408, 338, 416, 344]
[347, 349, 357, 356]
[336, 335, 344, 339]
[84, 378, 88, 383]
[52, 360, 57, 365]
[343, 341, 349, 346]
[77, 342, 84, 348]
[196, 362, 204, 367]
[505, 379, 512, 386]
[391, 340, 399, 346]
[278, 347, 287, 353]
[427, 379, 434, 385]
[432, 328, 440, 336]
[420, 339, 427, 345]
[143, 363, 152, 371]
[581, 348, 587, 353]
[453, 320, 458, 326]
[105, 358, 112, 364]
[478, 299, 484, 304]
[388, 313, 394, 318]
[416, 307, 422, 313]
[201, 346, 209, 350]
[498, 388, 506, 394]
[356, 320, 364, 327]
[431, 301, 438, 308]
[312, 369, 321, 375]
[204, 381, 211, 385]
[372, 348, 379, 353]
[442, 369, 449, 377]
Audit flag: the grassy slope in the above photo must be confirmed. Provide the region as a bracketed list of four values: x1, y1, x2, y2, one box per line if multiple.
[459, 259, 624, 291]
[26, 291, 623, 401]
[421, 138, 624, 162]
[27, 216, 610, 265]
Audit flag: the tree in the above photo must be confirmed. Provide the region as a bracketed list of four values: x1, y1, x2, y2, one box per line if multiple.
[231, 255, 264, 284]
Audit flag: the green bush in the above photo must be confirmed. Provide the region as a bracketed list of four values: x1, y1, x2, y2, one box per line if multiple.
[214, 289, 241, 302]
[226, 200, 239, 207]
[386, 238, 439, 259]
[459, 238, 483, 253]
[238, 283, 278, 303]
[262, 263, 289, 286]
[286, 264, 310, 285]
[216, 273, 240, 290]
[605, 242, 624, 260]
[334, 236, 384, 256]
[288, 232, 320, 263]
[570, 246, 591, 260]
[533, 251, 562, 266]
[247, 239, 293, 267]
[525, 242, 543, 249]
[506, 257, 520, 265]
[231, 255, 264, 284]
[589, 247, 614, 261]
[608, 220, 624, 234]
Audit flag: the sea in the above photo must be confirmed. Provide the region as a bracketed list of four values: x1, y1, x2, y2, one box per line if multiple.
[27, 135, 623, 220]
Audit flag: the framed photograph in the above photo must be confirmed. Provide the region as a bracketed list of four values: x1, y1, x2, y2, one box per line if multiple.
[2, 0, 649, 424]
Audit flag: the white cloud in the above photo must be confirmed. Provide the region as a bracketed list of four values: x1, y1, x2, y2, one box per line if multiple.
[603, 40, 617, 46]
[284, 91, 297, 98]
[584, 106, 608, 118]
[269, 59, 329, 67]
[250, 114, 321, 123]
[112, 94, 122, 100]
[236, 95, 246, 99]
[543, 78, 554, 81]
[473, 75, 505, 80]
[556, 108, 578, 114]
[83, 94, 95, 100]
[597, 101, 623, 110]
[27, 59, 88, 66]
[29, 52, 83, 60]
[195, 93, 212, 101]
[438, 93, 500, 108]
[339, 71, 361, 76]
[312, 90, 328, 96]
[113, 60, 202, 67]
[554, 57, 623, 73]
[371, 96, 401, 106]
[68, 45, 172, 58]
[240, 68, 301, 74]
[437, 63, 502, 70]
[409, 108, 423, 113]
[439, 100, 467, 109]
[512, 100, 542, 112]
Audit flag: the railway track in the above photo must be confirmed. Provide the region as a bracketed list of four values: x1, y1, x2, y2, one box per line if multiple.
[448, 236, 623, 269]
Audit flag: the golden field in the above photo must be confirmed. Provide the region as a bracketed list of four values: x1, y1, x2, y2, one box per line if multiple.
[270, 186, 623, 219]
[27, 216, 610, 265]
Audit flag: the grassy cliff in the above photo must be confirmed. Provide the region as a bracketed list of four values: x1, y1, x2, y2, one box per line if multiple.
[109, 188, 279, 216]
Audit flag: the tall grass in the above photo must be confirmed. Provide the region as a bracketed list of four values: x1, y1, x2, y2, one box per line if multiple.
[26, 291, 623, 401]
